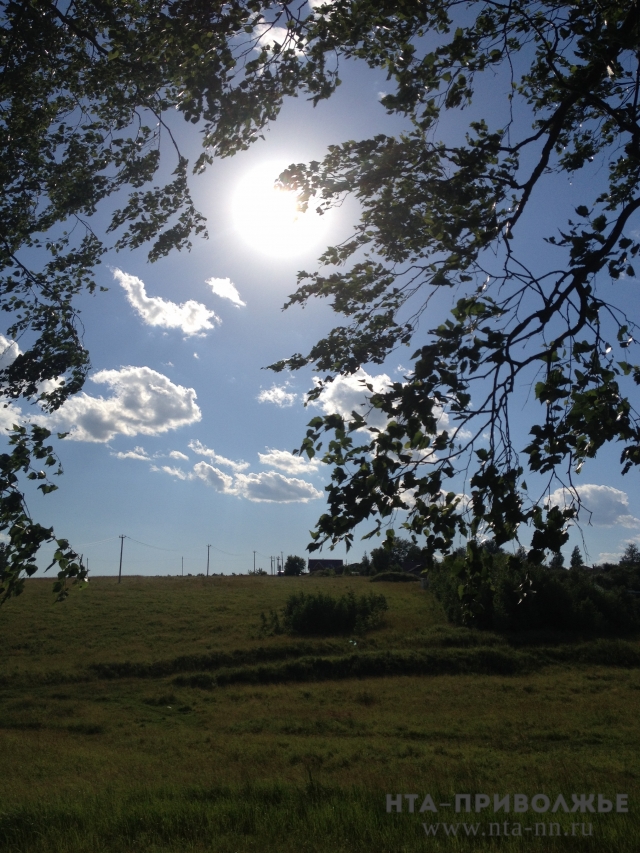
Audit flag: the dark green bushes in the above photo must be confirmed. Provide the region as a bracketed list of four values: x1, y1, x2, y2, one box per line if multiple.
[370, 572, 419, 583]
[261, 591, 388, 636]
[431, 553, 640, 635]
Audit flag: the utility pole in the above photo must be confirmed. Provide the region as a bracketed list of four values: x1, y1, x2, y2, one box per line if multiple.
[117, 535, 125, 584]
[281, 551, 284, 574]
[207, 544, 211, 577]
[253, 550, 256, 574]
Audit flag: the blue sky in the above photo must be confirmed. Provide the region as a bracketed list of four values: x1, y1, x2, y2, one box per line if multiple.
[9, 38, 640, 577]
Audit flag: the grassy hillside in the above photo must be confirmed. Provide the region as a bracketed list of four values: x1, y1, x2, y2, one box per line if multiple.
[1, 575, 639, 852]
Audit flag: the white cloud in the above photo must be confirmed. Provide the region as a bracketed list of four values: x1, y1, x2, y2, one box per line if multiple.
[148, 446, 323, 503]
[597, 551, 623, 564]
[549, 484, 640, 528]
[112, 445, 151, 461]
[44, 366, 201, 442]
[257, 383, 298, 407]
[188, 439, 249, 472]
[233, 470, 322, 503]
[254, 23, 300, 51]
[313, 368, 392, 430]
[152, 464, 192, 481]
[205, 277, 246, 308]
[192, 461, 235, 492]
[168, 450, 189, 461]
[0, 402, 23, 432]
[113, 269, 219, 336]
[258, 447, 322, 475]
[0, 334, 20, 368]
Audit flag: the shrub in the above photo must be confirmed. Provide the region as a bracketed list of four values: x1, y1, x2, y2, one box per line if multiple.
[370, 571, 419, 583]
[279, 591, 388, 636]
[430, 554, 640, 635]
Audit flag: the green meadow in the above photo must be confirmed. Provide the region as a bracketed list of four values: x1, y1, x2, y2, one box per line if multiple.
[0, 574, 639, 852]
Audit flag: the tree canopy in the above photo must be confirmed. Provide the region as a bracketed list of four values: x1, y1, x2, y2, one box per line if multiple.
[274, 0, 640, 586]
[2, 1, 640, 608]
[283, 554, 306, 575]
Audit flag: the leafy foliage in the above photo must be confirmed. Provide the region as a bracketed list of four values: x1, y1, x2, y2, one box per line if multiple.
[431, 550, 640, 635]
[4, 0, 640, 610]
[369, 535, 424, 574]
[263, 0, 640, 608]
[0, 0, 342, 600]
[283, 555, 306, 576]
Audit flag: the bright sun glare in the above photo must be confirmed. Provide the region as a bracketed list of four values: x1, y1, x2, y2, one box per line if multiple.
[231, 161, 331, 257]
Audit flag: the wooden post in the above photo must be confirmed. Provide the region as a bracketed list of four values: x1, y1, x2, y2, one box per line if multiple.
[117, 535, 125, 584]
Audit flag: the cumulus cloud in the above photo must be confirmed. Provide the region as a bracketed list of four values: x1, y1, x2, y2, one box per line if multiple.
[258, 447, 322, 475]
[0, 336, 23, 431]
[257, 383, 298, 407]
[44, 366, 201, 442]
[0, 402, 23, 432]
[0, 334, 20, 368]
[188, 439, 249, 471]
[205, 277, 246, 308]
[168, 450, 189, 461]
[549, 484, 640, 528]
[234, 471, 323, 503]
[192, 461, 235, 492]
[114, 269, 219, 336]
[153, 453, 322, 502]
[312, 368, 392, 430]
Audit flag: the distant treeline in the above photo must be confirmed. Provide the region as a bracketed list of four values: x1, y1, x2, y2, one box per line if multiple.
[430, 543, 640, 635]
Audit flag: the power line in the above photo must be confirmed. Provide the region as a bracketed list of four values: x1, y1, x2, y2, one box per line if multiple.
[124, 535, 180, 553]
[73, 535, 120, 548]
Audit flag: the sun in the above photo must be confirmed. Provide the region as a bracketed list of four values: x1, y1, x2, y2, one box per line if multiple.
[231, 161, 331, 257]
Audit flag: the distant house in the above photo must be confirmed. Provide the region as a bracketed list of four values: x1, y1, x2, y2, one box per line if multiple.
[308, 558, 344, 574]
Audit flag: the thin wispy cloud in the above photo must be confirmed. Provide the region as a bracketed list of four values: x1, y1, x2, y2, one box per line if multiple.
[188, 439, 249, 472]
[152, 464, 192, 481]
[111, 446, 151, 461]
[114, 269, 219, 336]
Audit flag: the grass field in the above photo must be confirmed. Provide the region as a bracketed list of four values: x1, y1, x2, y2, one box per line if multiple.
[1, 574, 639, 852]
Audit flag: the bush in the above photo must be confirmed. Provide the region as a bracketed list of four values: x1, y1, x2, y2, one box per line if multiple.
[430, 553, 640, 636]
[272, 591, 388, 636]
[370, 571, 419, 583]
